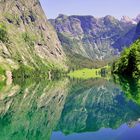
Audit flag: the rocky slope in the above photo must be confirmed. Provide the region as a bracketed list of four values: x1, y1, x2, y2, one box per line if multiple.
[49, 14, 137, 61]
[0, 0, 66, 71]
[134, 14, 140, 23]
[112, 21, 140, 77]
[134, 21, 140, 40]
[113, 21, 140, 51]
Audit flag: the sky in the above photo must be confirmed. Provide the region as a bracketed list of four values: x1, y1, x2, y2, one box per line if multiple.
[40, 0, 140, 19]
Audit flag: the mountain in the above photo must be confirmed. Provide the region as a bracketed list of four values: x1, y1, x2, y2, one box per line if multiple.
[113, 20, 140, 51]
[0, 0, 66, 72]
[113, 22, 140, 77]
[112, 26, 136, 51]
[121, 16, 137, 24]
[49, 14, 136, 61]
[133, 21, 140, 40]
[134, 14, 140, 23]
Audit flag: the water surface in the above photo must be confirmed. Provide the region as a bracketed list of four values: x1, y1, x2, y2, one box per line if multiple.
[0, 76, 140, 140]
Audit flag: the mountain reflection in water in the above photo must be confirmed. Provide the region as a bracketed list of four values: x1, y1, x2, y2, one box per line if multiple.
[0, 76, 140, 140]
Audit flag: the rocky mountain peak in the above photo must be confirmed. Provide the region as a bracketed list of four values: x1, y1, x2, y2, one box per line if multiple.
[57, 14, 68, 19]
[121, 16, 137, 24]
[134, 14, 140, 23]
[104, 15, 116, 21]
[133, 21, 140, 40]
[49, 14, 136, 61]
[103, 15, 119, 26]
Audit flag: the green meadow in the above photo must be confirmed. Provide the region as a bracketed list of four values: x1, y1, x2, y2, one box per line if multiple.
[68, 65, 111, 79]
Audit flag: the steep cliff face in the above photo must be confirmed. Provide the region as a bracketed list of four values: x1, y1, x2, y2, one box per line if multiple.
[49, 14, 136, 60]
[133, 21, 140, 41]
[0, 0, 66, 70]
[134, 14, 140, 23]
[112, 22, 140, 77]
[112, 26, 136, 51]
[113, 21, 140, 51]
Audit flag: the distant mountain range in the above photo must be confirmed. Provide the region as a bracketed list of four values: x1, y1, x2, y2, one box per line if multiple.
[121, 15, 140, 24]
[49, 14, 140, 61]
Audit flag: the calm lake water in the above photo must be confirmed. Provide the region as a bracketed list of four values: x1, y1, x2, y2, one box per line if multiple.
[0, 76, 140, 140]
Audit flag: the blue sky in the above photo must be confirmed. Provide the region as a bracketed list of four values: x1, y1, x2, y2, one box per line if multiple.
[40, 0, 140, 19]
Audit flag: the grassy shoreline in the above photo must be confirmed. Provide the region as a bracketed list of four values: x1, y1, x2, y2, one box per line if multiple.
[68, 65, 111, 79]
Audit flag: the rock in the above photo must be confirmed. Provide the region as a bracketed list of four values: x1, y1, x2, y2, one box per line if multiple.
[6, 71, 12, 85]
[0, 0, 66, 70]
[121, 16, 137, 24]
[49, 15, 136, 60]
[134, 14, 140, 23]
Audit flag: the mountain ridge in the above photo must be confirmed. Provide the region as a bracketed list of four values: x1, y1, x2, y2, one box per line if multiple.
[49, 14, 138, 61]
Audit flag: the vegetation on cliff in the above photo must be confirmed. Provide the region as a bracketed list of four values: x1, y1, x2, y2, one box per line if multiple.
[0, 24, 9, 44]
[113, 39, 140, 77]
[0, 0, 66, 76]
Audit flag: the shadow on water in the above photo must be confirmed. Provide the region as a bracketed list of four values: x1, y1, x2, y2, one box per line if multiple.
[0, 73, 140, 140]
[113, 75, 140, 106]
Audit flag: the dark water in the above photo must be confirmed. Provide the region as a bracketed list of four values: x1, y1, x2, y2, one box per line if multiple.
[0, 76, 140, 140]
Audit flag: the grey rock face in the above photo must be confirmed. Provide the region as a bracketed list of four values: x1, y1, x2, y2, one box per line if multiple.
[0, 0, 66, 70]
[49, 14, 137, 60]
[133, 21, 140, 41]
[134, 14, 140, 23]
[114, 21, 140, 51]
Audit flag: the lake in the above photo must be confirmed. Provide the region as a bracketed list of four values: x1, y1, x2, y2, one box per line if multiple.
[0, 75, 140, 140]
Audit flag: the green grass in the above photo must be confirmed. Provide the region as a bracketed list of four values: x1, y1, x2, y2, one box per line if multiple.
[0, 67, 5, 91]
[0, 80, 5, 91]
[0, 67, 5, 75]
[0, 23, 9, 43]
[68, 65, 111, 79]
